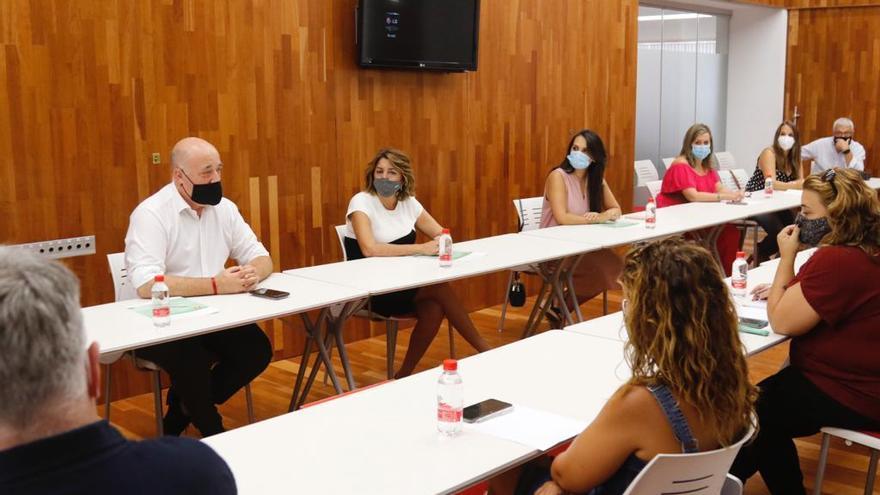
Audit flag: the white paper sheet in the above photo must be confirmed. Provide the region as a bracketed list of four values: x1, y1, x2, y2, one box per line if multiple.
[464, 404, 587, 451]
[736, 304, 768, 321]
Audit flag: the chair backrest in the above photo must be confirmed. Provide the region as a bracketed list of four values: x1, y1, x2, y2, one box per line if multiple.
[334, 225, 348, 261]
[720, 474, 744, 495]
[645, 180, 662, 200]
[716, 151, 737, 171]
[634, 160, 659, 186]
[662, 157, 675, 171]
[719, 170, 740, 191]
[106, 252, 137, 301]
[512, 197, 545, 232]
[730, 168, 751, 189]
[622, 425, 754, 495]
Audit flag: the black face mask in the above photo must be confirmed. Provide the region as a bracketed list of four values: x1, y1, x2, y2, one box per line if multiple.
[833, 136, 852, 144]
[179, 169, 223, 206]
[795, 214, 831, 246]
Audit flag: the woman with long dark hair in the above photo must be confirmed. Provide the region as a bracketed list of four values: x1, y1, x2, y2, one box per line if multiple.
[744, 121, 804, 262]
[538, 129, 623, 325]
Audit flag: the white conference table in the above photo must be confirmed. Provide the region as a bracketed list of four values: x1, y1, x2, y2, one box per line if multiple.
[522, 189, 804, 250]
[84, 273, 370, 395]
[565, 310, 786, 357]
[282, 233, 598, 403]
[203, 330, 628, 495]
[565, 255, 795, 356]
[284, 233, 596, 295]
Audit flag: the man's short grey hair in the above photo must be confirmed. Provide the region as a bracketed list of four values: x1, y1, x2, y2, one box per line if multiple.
[0, 247, 86, 428]
[833, 117, 855, 132]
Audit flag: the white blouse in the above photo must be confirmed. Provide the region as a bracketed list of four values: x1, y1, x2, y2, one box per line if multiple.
[345, 192, 424, 243]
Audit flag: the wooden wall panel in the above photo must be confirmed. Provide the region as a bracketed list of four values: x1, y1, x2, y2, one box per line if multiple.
[742, 0, 880, 8]
[0, 0, 637, 399]
[784, 6, 880, 176]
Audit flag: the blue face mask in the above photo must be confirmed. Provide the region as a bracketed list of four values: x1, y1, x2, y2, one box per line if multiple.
[692, 144, 711, 161]
[567, 150, 592, 170]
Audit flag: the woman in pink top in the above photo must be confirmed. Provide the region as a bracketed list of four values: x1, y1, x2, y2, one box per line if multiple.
[539, 129, 623, 325]
[658, 123, 744, 274]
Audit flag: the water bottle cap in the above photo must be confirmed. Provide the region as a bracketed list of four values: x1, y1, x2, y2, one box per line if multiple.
[442, 228, 450, 234]
[736, 251, 746, 258]
[442, 359, 457, 371]
[647, 197, 654, 202]
[154, 274, 165, 282]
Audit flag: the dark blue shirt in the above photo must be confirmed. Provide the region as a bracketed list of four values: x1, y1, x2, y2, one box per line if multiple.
[0, 420, 236, 494]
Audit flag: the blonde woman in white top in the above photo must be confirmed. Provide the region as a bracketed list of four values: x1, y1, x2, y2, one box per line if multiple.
[345, 148, 491, 377]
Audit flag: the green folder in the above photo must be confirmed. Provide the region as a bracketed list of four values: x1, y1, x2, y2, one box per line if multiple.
[131, 297, 210, 318]
[598, 220, 639, 228]
[417, 250, 472, 260]
[738, 324, 770, 337]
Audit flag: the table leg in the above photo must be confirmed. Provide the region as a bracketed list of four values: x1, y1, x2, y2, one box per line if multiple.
[287, 309, 344, 411]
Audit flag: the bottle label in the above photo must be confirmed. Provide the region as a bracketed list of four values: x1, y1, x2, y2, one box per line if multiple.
[732, 264, 747, 290]
[439, 237, 452, 263]
[153, 306, 170, 318]
[437, 403, 462, 422]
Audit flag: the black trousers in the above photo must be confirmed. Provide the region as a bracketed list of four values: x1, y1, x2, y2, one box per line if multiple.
[751, 209, 795, 261]
[136, 324, 272, 436]
[730, 366, 880, 494]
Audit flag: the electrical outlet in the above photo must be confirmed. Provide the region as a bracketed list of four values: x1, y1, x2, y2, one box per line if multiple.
[152, 152, 161, 165]
[12, 235, 97, 260]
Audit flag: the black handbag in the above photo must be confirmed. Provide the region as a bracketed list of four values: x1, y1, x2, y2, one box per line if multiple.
[508, 198, 528, 307]
[509, 272, 526, 307]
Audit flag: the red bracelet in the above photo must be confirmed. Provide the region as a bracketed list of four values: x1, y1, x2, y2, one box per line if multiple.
[211, 277, 218, 295]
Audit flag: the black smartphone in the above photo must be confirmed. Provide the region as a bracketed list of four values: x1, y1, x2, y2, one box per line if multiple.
[249, 288, 290, 300]
[739, 317, 769, 329]
[463, 399, 514, 424]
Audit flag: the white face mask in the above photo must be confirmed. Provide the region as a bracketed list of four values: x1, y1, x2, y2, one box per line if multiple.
[777, 135, 795, 151]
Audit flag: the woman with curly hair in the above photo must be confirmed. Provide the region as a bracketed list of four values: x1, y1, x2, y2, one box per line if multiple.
[493, 238, 756, 495]
[732, 168, 880, 494]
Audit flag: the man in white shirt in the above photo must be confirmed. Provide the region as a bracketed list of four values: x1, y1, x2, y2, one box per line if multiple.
[124, 137, 273, 437]
[801, 117, 866, 174]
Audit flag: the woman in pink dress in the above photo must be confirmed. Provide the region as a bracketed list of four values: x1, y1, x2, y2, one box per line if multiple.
[539, 129, 623, 325]
[657, 123, 744, 275]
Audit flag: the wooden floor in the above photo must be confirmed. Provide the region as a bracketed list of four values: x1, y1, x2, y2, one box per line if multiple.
[103, 292, 877, 495]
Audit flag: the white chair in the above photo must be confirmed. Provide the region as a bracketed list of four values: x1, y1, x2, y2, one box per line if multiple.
[719, 170, 741, 192]
[622, 425, 754, 495]
[645, 180, 662, 200]
[634, 160, 659, 187]
[722, 170, 762, 266]
[813, 427, 879, 495]
[497, 197, 544, 332]
[716, 151, 737, 171]
[662, 157, 675, 172]
[498, 197, 609, 335]
[730, 168, 751, 189]
[333, 225, 454, 379]
[105, 253, 255, 435]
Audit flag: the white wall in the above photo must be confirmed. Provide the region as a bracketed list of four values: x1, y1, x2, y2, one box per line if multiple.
[638, 1, 788, 175]
[723, 4, 788, 174]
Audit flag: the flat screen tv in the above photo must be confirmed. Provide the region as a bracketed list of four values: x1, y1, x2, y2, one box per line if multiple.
[356, 0, 480, 72]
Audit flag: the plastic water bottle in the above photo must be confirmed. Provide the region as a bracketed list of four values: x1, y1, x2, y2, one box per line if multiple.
[437, 358, 463, 436]
[645, 198, 657, 229]
[731, 251, 748, 298]
[764, 177, 774, 197]
[151, 274, 170, 327]
[439, 228, 453, 268]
